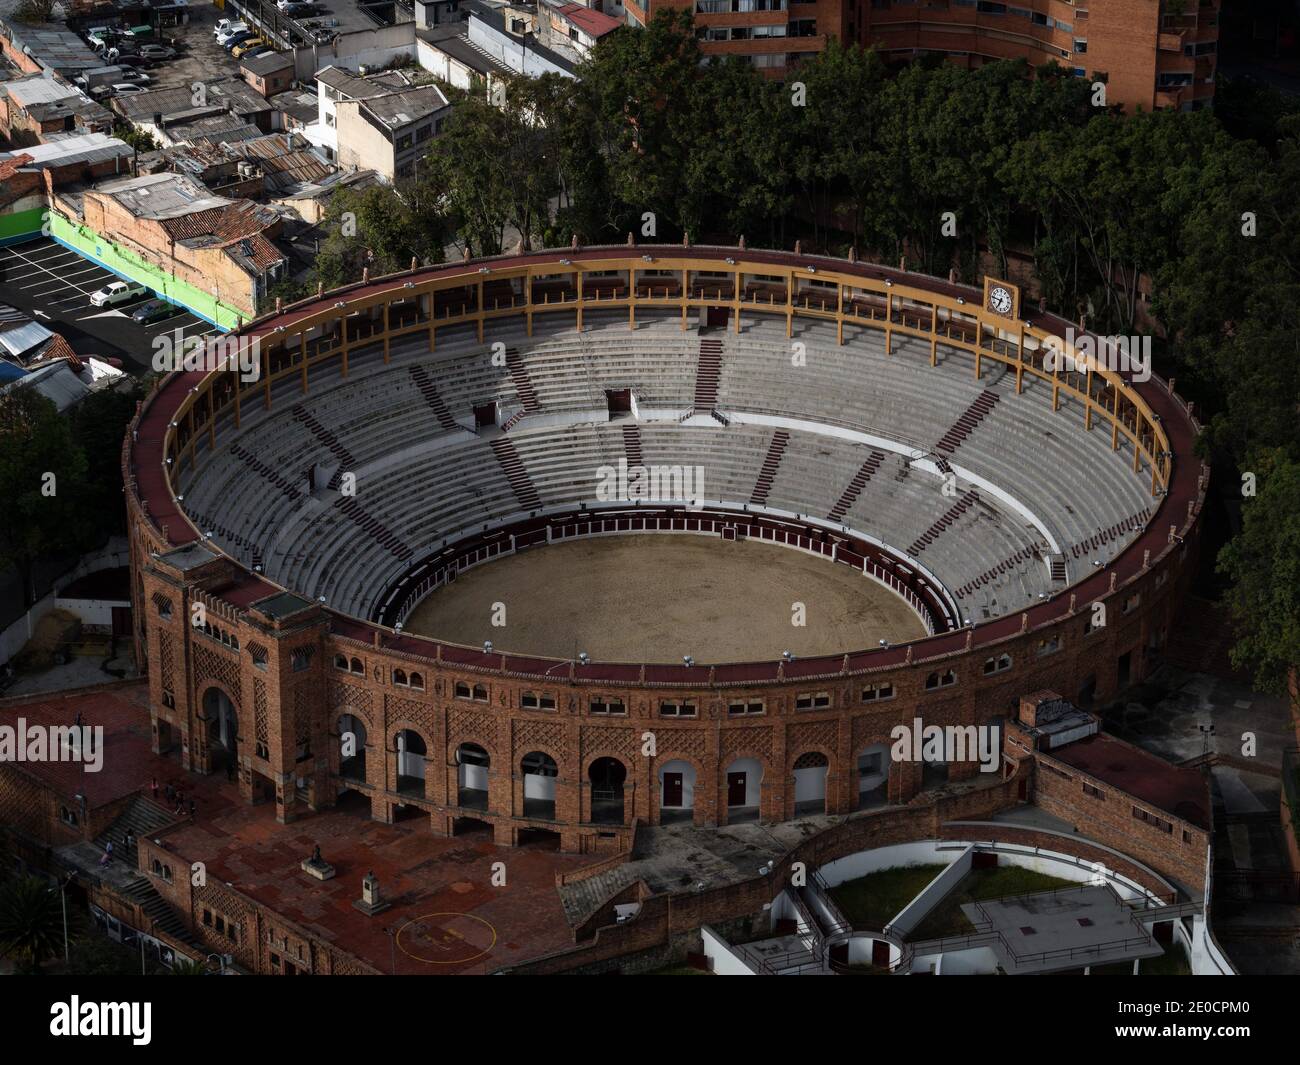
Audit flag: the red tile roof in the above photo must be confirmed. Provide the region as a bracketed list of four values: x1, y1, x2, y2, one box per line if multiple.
[554, 3, 621, 37]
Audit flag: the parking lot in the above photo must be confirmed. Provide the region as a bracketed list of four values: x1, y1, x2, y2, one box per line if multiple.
[0, 237, 220, 374]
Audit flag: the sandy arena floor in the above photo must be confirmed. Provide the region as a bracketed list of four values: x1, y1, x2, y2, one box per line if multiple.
[404, 534, 928, 662]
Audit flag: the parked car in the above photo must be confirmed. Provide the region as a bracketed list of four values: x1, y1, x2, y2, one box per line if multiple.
[216, 23, 250, 44]
[121, 70, 151, 85]
[222, 30, 254, 50]
[242, 47, 276, 61]
[89, 280, 148, 307]
[110, 83, 146, 96]
[281, 2, 314, 13]
[231, 38, 266, 59]
[136, 43, 175, 60]
[214, 18, 246, 37]
[130, 299, 182, 325]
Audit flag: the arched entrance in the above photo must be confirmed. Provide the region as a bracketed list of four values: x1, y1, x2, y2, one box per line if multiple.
[588, 757, 626, 824]
[724, 758, 763, 823]
[521, 751, 558, 820]
[792, 751, 828, 815]
[202, 687, 238, 773]
[395, 729, 427, 798]
[456, 743, 490, 810]
[657, 759, 696, 824]
[338, 714, 367, 783]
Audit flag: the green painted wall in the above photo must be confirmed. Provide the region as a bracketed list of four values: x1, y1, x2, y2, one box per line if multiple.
[48, 213, 242, 331]
[0, 205, 46, 244]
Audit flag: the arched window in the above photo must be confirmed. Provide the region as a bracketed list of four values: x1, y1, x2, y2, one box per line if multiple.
[350, 657, 364, 674]
[409, 672, 423, 690]
[393, 669, 408, 686]
[334, 654, 349, 670]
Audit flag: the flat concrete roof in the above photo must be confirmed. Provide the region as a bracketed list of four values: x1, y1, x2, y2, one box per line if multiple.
[1050, 732, 1210, 829]
[959, 884, 1163, 974]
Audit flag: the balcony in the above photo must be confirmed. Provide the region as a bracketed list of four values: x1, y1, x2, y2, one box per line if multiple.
[1155, 87, 1184, 109]
[1157, 29, 1184, 51]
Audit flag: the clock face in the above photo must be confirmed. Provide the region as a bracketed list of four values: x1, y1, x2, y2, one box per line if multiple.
[988, 286, 1013, 316]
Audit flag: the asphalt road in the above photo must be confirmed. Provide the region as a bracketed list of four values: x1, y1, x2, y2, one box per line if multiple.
[0, 236, 219, 374]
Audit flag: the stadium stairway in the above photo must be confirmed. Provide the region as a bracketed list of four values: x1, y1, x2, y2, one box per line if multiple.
[935, 390, 1002, 456]
[693, 338, 724, 413]
[750, 430, 790, 506]
[827, 450, 887, 522]
[490, 437, 543, 510]
[408, 365, 461, 431]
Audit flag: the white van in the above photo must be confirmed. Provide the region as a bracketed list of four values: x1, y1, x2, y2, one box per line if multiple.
[215, 20, 249, 42]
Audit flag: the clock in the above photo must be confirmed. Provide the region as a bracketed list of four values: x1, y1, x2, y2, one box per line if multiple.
[981, 278, 1019, 320]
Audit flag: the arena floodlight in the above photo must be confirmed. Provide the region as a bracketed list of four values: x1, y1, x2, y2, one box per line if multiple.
[878, 639, 889, 648]
[642, 255, 653, 263]
[559, 258, 570, 266]
[484, 640, 493, 653]
[725, 257, 735, 265]
[683, 655, 694, 667]
[578, 652, 589, 665]
[807, 266, 816, 274]
[334, 301, 346, 309]
[404, 281, 414, 288]
[478, 267, 490, 274]
[956, 297, 965, 305]
[781, 650, 794, 663]
[884, 279, 892, 287]
[176, 494, 184, 502]
[318, 596, 326, 603]
[394, 622, 403, 632]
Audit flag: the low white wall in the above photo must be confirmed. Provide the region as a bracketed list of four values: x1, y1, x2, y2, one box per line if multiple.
[53, 595, 128, 628]
[818, 841, 956, 889]
[0, 537, 129, 667]
[887, 846, 973, 937]
[701, 925, 756, 975]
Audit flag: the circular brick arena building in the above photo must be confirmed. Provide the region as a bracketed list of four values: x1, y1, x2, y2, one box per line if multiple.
[125, 246, 1206, 853]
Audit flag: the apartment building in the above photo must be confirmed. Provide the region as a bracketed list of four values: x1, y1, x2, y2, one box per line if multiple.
[630, 0, 1217, 110]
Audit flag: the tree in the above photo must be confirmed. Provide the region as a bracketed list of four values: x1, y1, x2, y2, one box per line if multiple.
[0, 876, 67, 973]
[69, 383, 144, 538]
[313, 185, 449, 290]
[0, 389, 92, 605]
[1218, 451, 1300, 694]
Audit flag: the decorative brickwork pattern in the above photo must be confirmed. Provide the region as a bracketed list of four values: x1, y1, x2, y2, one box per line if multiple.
[193, 642, 240, 699]
[788, 719, 838, 756]
[511, 717, 566, 756]
[721, 725, 772, 761]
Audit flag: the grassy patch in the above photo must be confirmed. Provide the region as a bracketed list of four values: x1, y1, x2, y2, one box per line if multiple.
[910, 866, 1078, 940]
[1140, 942, 1192, 975]
[829, 864, 947, 930]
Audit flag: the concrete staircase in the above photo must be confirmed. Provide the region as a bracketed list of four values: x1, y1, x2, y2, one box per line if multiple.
[827, 450, 886, 522]
[935, 390, 1001, 456]
[94, 796, 176, 869]
[490, 438, 542, 510]
[750, 430, 789, 506]
[121, 876, 202, 949]
[693, 338, 723, 413]
[292, 405, 357, 490]
[408, 365, 460, 431]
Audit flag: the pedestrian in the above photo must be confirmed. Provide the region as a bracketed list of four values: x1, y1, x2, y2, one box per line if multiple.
[99, 840, 113, 866]
[124, 830, 135, 850]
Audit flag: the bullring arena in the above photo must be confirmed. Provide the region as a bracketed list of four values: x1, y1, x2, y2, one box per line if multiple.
[125, 245, 1207, 866]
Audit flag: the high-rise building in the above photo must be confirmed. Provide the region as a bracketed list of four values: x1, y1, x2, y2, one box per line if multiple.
[627, 0, 1219, 112]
